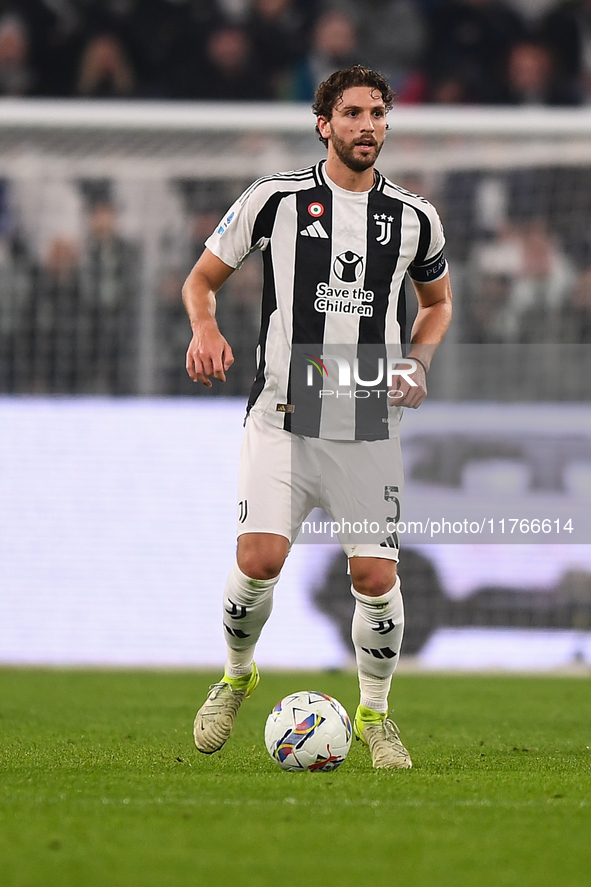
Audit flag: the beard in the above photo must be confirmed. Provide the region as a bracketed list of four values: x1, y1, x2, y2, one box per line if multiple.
[329, 128, 384, 172]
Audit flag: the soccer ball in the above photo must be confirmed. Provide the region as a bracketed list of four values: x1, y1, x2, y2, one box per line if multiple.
[264, 690, 352, 772]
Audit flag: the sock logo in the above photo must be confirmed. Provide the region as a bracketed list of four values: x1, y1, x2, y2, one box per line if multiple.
[224, 624, 250, 639]
[361, 646, 397, 660]
[372, 619, 396, 635]
[225, 600, 247, 619]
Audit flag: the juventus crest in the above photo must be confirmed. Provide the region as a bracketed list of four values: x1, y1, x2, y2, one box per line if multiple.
[374, 213, 394, 246]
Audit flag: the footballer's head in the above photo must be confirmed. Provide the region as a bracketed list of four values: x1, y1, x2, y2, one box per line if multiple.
[312, 65, 395, 149]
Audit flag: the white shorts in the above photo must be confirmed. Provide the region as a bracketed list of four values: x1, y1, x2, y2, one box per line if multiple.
[237, 410, 403, 560]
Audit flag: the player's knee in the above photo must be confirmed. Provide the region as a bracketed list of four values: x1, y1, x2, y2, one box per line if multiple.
[237, 534, 288, 580]
[350, 558, 397, 597]
[238, 556, 283, 580]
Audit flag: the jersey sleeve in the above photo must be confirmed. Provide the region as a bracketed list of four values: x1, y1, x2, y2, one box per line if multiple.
[408, 204, 448, 284]
[204, 180, 271, 270]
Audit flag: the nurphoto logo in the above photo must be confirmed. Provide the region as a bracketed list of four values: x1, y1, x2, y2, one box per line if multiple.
[304, 354, 419, 398]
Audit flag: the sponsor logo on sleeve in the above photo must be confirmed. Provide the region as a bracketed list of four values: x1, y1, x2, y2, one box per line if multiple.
[217, 211, 235, 236]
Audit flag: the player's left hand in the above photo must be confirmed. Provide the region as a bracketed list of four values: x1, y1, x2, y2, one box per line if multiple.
[388, 359, 427, 408]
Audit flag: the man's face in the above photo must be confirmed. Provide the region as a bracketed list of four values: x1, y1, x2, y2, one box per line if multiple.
[318, 86, 388, 172]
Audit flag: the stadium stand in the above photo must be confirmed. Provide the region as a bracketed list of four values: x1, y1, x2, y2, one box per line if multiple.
[0, 1, 590, 104]
[0, 1, 590, 399]
[1, 100, 591, 397]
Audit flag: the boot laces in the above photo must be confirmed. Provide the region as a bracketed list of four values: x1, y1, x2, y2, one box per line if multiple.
[381, 718, 405, 749]
[201, 682, 243, 720]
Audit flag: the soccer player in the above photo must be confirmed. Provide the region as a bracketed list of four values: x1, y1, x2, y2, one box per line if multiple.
[183, 66, 452, 769]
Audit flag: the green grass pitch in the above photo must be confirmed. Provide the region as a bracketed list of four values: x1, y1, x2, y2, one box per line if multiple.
[1, 668, 590, 887]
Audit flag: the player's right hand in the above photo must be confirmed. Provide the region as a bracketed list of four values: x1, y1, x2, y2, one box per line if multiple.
[186, 322, 234, 386]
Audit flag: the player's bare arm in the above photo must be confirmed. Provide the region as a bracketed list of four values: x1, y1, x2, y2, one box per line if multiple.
[390, 271, 453, 408]
[182, 248, 235, 387]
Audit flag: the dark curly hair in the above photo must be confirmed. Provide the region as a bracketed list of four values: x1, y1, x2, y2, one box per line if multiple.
[312, 66, 395, 147]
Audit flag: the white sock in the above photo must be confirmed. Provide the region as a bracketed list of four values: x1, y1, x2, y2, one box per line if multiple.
[351, 577, 404, 713]
[223, 561, 278, 677]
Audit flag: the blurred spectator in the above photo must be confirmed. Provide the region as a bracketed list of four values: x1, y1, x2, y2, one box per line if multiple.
[77, 192, 138, 392]
[9, 175, 84, 278]
[214, 0, 253, 24]
[248, 0, 316, 98]
[290, 8, 359, 100]
[0, 178, 19, 390]
[195, 25, 272, 100]
[426, 72, 470, 103]
[11, 177, 140, 394]
[0, 177, 15, 250]
[0, 13, 35, 95]
[506, 0, 556, 19]
[157, 208, 222, 394]
[424, 0, 527, 103]
[334, 0, 427, 95]
[28, 236, 80, 393]
[76, 34, 135, 97]
[24, 0, 84, 96]
[560, 265, 591, 342]
[43, 236, 78, 287]
[158, 202, 260, 395]
[121, 0, 204, 98]
[468, 219, 575, 342]
[539, 0, 591, 104]
[499, 40, 581, 105]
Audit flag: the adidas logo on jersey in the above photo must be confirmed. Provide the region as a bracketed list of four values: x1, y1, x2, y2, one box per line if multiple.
[300, 220, 328, 238]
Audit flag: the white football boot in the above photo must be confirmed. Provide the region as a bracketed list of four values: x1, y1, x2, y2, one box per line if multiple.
[354, 706, 412, 769]
[193, 664, 259, 754]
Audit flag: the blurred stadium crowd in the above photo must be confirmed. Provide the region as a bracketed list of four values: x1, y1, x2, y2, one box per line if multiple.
[1, 165, 591, 397]
[2, 0, 591, 105]
[1, 0, 591, 398]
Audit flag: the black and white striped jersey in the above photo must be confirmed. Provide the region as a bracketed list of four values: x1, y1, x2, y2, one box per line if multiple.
[205, 160, 447, 441]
